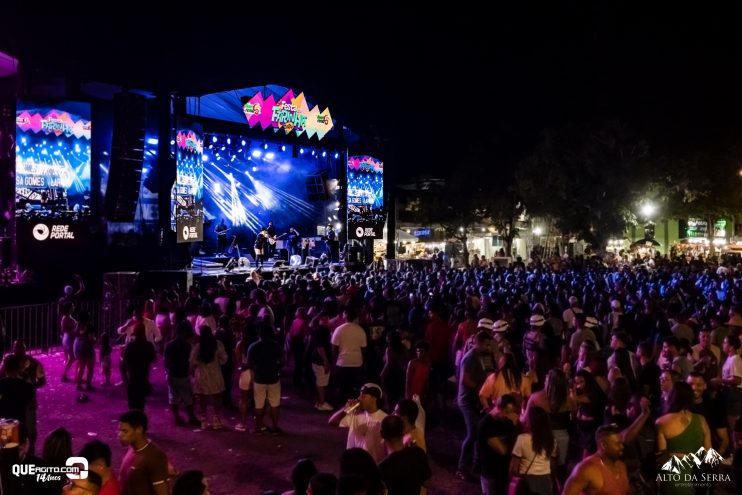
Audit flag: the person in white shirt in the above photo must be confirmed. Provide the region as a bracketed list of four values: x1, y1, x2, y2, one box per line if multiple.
[331, 307, 367, 400]
[117, 307, 162, 345]
[510, 406, 557, 495]
[328, 383, 388, 463]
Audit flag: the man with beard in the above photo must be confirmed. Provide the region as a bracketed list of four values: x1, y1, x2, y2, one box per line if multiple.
[563, 424, 631, 495]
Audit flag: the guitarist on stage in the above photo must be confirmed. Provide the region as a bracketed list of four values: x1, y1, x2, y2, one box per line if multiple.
[214, 218, 229, 255]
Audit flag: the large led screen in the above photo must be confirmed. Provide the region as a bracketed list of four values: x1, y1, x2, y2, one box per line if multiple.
[347, 156, 384, 239]
[202, 136, 338, 257]
[15, 101, 91, 245]
[16, 102, 91, 221]
[175, 124, 204, 243]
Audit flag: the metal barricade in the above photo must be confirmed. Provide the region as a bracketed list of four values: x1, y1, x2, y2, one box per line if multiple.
[0, 298, 134, 354]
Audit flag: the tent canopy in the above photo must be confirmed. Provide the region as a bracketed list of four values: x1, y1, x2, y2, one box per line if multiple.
[630, 237, 661, 248]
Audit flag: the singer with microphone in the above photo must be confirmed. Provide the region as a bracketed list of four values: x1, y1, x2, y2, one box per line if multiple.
[328, 383, 388, 463]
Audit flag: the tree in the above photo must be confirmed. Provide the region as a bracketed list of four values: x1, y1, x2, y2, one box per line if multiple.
[419, 174, 489, 266]
[514, 121, 652, 250]
[485, 192, 525, 257]
[651, 145, 742, 255]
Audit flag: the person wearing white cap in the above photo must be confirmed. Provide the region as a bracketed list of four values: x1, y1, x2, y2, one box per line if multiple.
[562, 296, 583, 331]
[523, 314, 547, 359]
[328, 382, 388, 463]
[491, 319, 512, 357]
[604, 299, 627, 332]
[568, 314, 600, 361]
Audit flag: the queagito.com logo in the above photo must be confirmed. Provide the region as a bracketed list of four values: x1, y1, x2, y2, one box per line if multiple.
[12, 456, 88, 482]
[657, 447, 730, 484]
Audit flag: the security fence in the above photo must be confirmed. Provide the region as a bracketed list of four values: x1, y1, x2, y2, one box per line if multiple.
[0, 298, 132, 353]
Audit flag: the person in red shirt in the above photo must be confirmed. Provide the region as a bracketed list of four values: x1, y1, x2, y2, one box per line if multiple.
[452, 308, 478, 374]
[80, 440, 121, 495]
[406, 340, 431, 401]
[425, 305, 453, 408]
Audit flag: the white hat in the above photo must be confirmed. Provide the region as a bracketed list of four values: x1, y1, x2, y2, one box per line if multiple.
[584, 316, 600, 328]
[477, 318, 494, 330]
[529, 314, 545, 327]
[492, 320, 509, 333]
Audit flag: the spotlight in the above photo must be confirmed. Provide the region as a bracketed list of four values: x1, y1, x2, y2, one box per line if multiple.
[227, 137, 231, 145]
[212, 136, 217, 143]
[311, 150, 315, 156]
[170, 139, 175, 145]
[241, 139, 246, 146]
[146, 138, 158, 145]
[281, 145, 286, 152]
[252, 166, 258, 172]
[265, 152, 275, 160]
[264, 143, 268, 149]
[300, 148, 305, 154]
[220, 146, 226, 151]
[202, 155, 209, 162]
[335, 223, 342, 230]
[252, 150, 262, 158]
[322, 151, 327, 157]
[334, 152, 339, 159]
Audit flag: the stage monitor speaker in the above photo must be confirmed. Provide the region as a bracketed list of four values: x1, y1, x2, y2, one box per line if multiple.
[278, 248, 289, 261]
[104, 92, 146, 221]
[305, 256, 319, 268]
[289, 254, 302, 266]
[273, 259, 287, 268]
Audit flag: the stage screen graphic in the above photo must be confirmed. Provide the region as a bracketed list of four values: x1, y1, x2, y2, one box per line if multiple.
[15, 102, 91, 222]
[202, 136, 338, 257]
[347, 156, 384, 240]
[175, 124, 204, 243]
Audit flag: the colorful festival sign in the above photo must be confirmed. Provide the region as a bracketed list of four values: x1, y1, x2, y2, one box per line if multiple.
[242, 89, 333, 140]
[347, 156, 384, 240]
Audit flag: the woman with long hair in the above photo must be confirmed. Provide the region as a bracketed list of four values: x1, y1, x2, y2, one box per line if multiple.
[574, 369, 607, 458]
[656, 381, 711, 495]
[510, 406, 556, 495]
[479, 352, 532, 410]
[611, 347, 637, 391]
[190, 326, 228, 430]
[42, 427, 73, 495]
[522, 368, 574, 490]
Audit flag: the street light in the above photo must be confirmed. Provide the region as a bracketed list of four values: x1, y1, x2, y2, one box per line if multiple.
[640, 202, 656, 219]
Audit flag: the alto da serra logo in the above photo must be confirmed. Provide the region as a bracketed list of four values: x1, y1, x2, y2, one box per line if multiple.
[657, 447, 730, 484]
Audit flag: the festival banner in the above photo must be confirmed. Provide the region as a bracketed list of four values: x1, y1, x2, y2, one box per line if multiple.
[242, 89, 333, 140]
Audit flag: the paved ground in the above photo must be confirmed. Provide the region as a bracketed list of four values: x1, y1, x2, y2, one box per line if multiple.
[33, 349, 477, 494]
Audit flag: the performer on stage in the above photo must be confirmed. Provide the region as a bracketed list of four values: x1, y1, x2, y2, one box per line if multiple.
[214, 218, 229, 255]
[265, 221, 276, 258]
[326, 224, 340, 262]
[254, 230, 268, 268]
[287, 227, 301, 257]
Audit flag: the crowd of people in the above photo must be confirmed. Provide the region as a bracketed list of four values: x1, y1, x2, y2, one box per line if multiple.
[2, 253, 742, 494]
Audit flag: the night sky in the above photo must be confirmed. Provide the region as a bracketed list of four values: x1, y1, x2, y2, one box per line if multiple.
[3, 5, 742, 181]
